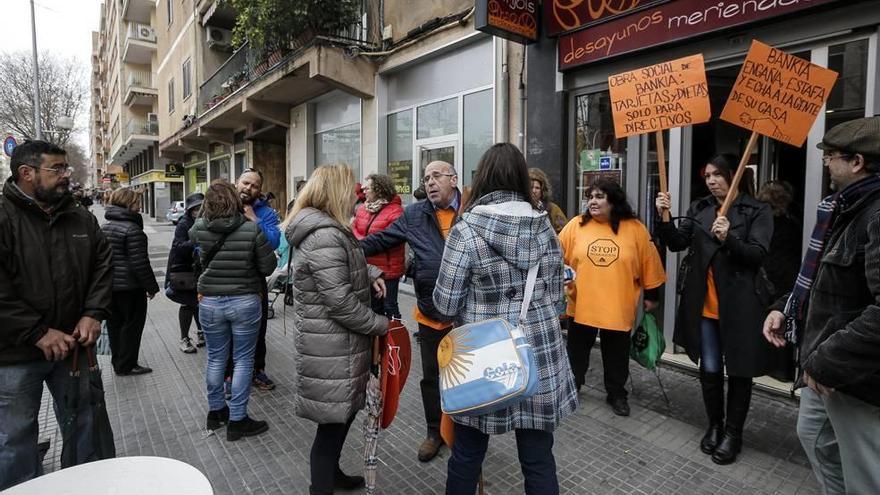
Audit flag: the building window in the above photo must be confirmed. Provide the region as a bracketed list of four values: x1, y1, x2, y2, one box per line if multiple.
[315, 123, 361, 178]
[182, 58, 192, 101]
[166, 0, 173, 26]
[462, 89, 493, 186]
[417, 98, 457, 139]
[386, 110, 413, 195]
[168, 78, 175, 113]
[574, 91, 627, 213]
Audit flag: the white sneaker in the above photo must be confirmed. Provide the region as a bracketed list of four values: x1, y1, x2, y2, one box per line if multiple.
[180, 337, 197, 354]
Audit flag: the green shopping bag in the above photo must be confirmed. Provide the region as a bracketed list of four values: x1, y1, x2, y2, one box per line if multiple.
[630, 313, 665, 371]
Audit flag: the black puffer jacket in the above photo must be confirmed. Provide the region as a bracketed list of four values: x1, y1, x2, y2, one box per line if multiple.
[102, 205, 160, 294]
[167, 212, 196, 273]
[189, 213, 276, 296]
[0, 179, 113, 364]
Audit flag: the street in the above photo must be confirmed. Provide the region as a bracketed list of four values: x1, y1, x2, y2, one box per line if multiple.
[35, 205, 819, 494]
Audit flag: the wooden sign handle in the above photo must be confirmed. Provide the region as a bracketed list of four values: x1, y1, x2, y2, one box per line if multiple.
[655, 130, 670, 222]
[719, 131, 759, 217]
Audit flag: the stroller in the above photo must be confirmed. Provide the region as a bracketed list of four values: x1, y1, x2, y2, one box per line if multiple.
[265, 264, 292, 319]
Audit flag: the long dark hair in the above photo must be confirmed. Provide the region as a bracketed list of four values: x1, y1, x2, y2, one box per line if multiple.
[703, 153, 755, 196]
[464, 143, 535, 211]
[579, 178, 637, 234]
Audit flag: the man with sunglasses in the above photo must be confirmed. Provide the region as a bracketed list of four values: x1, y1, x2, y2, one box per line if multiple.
[232, 168, 280, 391]
[763, 117, 880, 493]
[0, 140, 113, 489]
[360, 160, 461, 462]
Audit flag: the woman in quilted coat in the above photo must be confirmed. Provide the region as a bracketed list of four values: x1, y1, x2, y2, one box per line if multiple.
[284, 164, 388, 495]
[352, 173, 405, 318]
[433, 143, 577, 494]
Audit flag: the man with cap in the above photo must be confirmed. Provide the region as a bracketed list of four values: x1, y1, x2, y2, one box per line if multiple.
[763, 116, 880, 494]
[167, 192, 205, 353]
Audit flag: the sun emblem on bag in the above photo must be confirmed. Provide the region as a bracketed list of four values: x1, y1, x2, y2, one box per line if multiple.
[587, 239, 619, 267]
[439, 331, 475, 389]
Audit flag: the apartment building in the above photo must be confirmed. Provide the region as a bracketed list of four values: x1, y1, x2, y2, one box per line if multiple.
[91, 0, 184, 217]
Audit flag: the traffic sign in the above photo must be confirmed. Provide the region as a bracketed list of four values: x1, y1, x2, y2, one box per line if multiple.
[4, 136, 16, 157]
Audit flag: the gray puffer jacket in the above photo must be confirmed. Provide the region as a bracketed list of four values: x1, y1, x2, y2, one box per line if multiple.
[286, 207, 388, 424]
[189, 213, 276, 296]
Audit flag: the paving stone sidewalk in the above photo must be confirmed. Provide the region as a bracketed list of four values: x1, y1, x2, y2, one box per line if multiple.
[34, 210, 818, 494]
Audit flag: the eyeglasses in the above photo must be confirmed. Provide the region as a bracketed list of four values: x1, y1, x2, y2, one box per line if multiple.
[822, 153, 852, 165]
[422, 172, 456, 184]
[32, 165, 74, 176]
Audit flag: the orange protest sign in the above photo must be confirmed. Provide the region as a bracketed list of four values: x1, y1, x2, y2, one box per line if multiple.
[720, 40, 838, 147]
[608, 54, 711, 139]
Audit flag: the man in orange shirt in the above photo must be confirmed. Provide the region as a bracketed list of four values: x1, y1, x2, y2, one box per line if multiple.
[360, 161, 461, 462]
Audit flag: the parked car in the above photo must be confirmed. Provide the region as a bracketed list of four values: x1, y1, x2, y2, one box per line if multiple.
[166, 201, 185, 224]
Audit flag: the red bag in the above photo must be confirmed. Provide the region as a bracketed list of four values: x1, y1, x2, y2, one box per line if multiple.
[380, 319, 412, 429]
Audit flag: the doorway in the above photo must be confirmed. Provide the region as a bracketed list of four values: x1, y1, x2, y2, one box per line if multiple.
[418, 142, 456, 181]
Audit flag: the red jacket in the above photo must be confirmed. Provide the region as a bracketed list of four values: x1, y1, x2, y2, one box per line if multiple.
[353, 196, 406, 279]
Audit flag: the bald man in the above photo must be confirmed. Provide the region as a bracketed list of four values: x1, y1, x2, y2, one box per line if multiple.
[360, 161, 460, 462]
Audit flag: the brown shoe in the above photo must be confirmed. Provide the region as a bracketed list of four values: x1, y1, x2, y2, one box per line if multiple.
[418, 436, 443, 462]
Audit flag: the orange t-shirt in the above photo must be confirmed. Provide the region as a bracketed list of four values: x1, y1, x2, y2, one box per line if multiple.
[414, 208, 456, 330]
[559, 217, 666, 331]
[702, 267, 719, 319]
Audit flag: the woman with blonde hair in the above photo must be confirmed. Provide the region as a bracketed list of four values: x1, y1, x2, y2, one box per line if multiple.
[189, 181, 277, 441]
[102, 188, 160, 375]
[284, 165, 388, 494]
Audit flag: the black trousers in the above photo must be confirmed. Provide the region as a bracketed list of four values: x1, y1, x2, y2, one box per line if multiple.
[178, 304, 201, 340]
[566, 322, 631, 399]
[416, 323, 451, 438]
[309, 415, 355, 495]
[107, 290, 148, 374]
[226, 278, 269, 377]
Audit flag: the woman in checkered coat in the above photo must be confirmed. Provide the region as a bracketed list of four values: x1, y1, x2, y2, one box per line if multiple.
[433, 143, 578, 494]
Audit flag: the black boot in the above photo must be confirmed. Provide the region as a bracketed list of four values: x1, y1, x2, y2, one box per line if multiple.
[712, 377, 752, 465]
[699, 370, 725, 454]
[334, 467, 365, 489]
[227, 416, 269, 441]
[206, 406, 229, 430]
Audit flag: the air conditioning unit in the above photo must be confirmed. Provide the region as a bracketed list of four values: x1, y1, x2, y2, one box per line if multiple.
[135, 24, 156, 42]
[207, 27, 233, 50]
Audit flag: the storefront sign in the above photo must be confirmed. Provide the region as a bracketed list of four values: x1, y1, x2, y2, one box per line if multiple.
[544, 0, 669, 37]
[116, 172, 130, 183]
[476, 0, 540, 44]
[608, 54, 710, 138]
[388, 160, 413, 195]
[720, 40, 837, 147]
[558, 0, 838, 70]
[165, 163, 183, 178]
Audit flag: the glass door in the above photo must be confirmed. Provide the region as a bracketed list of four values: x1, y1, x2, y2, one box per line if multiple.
[417, 141, 457, 188]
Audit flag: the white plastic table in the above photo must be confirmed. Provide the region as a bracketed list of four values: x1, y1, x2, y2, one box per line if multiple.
[4, 456, 213, 495]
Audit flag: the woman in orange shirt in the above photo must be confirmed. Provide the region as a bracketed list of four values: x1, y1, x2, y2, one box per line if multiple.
[559, 179, 666, 417]
[655, 154, 773, 465]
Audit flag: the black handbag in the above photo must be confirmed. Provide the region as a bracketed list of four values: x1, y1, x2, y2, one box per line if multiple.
[167, 271, 197, 292]
[60, 345, 116, 467]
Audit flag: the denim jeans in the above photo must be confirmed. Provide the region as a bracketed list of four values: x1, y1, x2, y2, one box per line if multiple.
[446, 422, 558, 495]
[0, 355, 95, 490]
[370, 277, 401, 319]
[700, 318, 723, 373]
[200, 294, 261, 421]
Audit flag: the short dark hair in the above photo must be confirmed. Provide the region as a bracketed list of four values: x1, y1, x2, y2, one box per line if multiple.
[365, 174, 397, 201]
[10, 140, 66, 180]
[464, 143, 534, 211]
[579, 178, 637, 234]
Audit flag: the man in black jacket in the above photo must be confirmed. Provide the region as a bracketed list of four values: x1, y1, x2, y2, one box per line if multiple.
[360, 161, 460, 462]
[0, 140, 113, 490]
[764, 117, 880, 494]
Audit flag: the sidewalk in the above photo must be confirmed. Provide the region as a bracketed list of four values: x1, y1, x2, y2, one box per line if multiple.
[35, 209, 818, 494]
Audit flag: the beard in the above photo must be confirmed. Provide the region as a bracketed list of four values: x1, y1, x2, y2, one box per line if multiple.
[34, 177, 71, 206]
[239, 191, 255, 205]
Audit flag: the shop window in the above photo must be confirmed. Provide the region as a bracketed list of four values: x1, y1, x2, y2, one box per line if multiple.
[386, 110, 414, 196]
[316, 123, 361, 179]
[234, 152, 247, 179]
[417, 98, 457, 139]
[574, 92, 627, 214]
[210, 157, 230, 182]
[463, 89, 493, 187]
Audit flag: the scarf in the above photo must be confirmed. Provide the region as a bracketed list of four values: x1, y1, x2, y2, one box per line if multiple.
[784, 174, 880, 344]
[364, 198, 389, 213]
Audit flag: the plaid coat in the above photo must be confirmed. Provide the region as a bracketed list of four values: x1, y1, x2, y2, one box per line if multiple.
[433, 191, 578, 434]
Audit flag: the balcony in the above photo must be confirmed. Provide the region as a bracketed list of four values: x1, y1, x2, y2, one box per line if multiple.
[123, 22, 156, 64]
[121, 0, 152, 23]
[124, 68, 158, 107]
[111, 117, 158, 165]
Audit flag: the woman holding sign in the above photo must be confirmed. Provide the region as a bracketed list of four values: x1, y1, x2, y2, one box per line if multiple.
[655, 153, 773, 465]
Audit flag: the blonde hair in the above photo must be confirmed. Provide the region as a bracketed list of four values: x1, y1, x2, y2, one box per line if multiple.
[529, 168, 553, 202]
[108, 188, 140, 210]
[283, 164, 354, 228]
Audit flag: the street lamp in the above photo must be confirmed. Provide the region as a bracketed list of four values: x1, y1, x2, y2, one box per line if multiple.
[30, 0, 42, 140]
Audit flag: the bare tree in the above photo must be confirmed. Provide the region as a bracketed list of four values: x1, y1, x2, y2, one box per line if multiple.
[64, 141, 91, 187]
[0, 51, 87, 147]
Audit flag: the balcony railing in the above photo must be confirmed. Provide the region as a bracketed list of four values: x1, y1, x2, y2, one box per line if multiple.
[126, 119, 158, 137]
[126, 69, 155, 89]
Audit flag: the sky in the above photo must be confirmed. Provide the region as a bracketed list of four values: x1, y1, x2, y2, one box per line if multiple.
[0, 0, 102, 147]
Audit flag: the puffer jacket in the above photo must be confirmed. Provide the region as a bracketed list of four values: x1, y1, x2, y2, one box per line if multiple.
[286, 207, 388, 424]
[352, 195, 405, 279]
[0, 179, 113, 365]
[433, 191, 578, 435]
[189, 213, 276, 296]
[102, 205, 159, 295]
